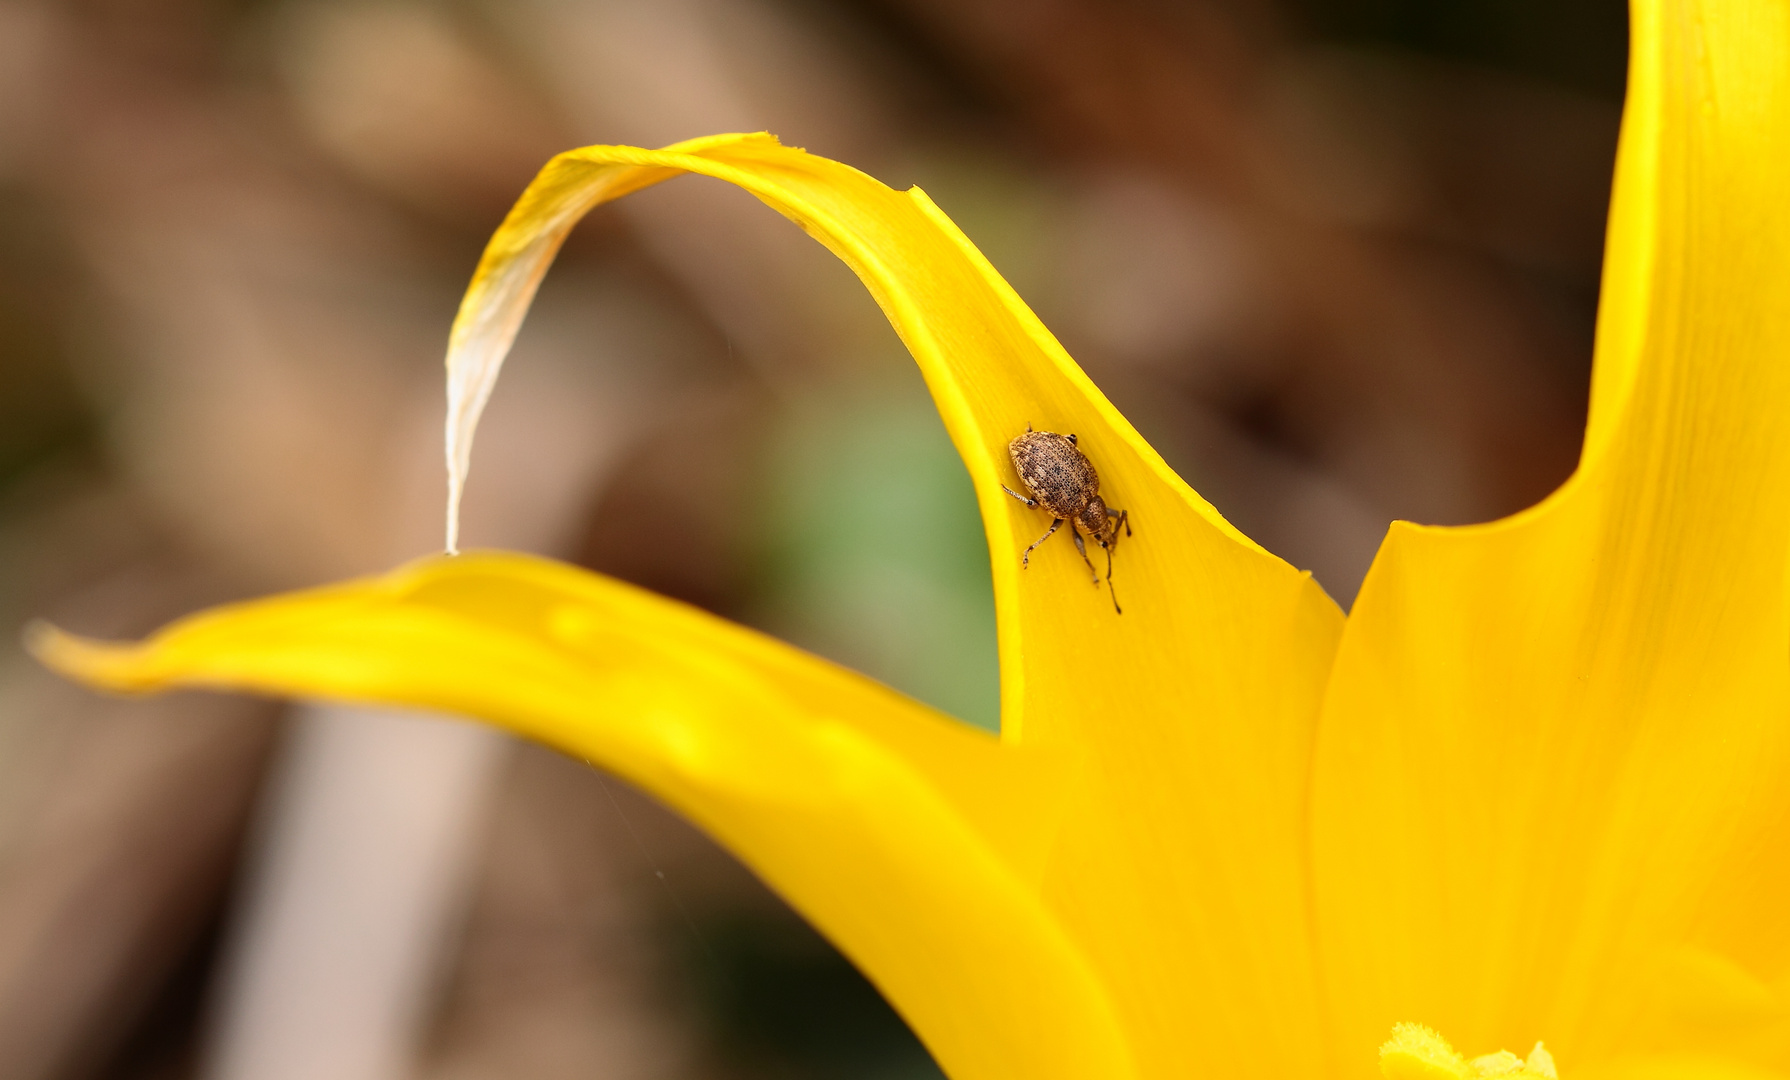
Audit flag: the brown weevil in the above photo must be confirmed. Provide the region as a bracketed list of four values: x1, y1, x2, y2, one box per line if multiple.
[1002, 425, 1132, 613]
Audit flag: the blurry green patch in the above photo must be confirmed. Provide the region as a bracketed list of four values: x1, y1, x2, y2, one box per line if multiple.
[753, 370, 1001, 733]
[686, 908, 946, 1080]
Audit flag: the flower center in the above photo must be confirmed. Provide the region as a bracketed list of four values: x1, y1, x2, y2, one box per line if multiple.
[1380, 1023, 1557, 1080]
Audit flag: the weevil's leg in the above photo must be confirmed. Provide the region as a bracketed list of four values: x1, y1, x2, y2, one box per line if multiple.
[1002, 484, 1038, 508]
[1072, 529, 1099, 584]
[1113, 509, 1131, 537]
[1022, 518, 1063, 568]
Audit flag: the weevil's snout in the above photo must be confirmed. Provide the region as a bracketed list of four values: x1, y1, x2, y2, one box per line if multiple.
[1078, 497, 1111, 542]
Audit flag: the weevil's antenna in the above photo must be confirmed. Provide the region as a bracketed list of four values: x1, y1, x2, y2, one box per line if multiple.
[1104, 509, 1128, 615]
[1105, 543, 1122, 615]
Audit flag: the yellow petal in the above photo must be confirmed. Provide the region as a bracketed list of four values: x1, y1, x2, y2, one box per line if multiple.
[1312, 0, 1790, 1073]
[1577, 1057, 1788, 1080]
[29, 552, 1135, 1080]
[437, 133, 1345, 1075]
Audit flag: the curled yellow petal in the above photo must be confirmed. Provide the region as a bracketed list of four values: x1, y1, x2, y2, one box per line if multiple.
[440, 130, 1341, 742]
[29, 552, 1134, 1080]
[436, 133, 1346, 1077]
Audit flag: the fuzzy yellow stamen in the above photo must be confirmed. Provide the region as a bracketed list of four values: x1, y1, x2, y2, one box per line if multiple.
[1381, 1024, 1557, 1080]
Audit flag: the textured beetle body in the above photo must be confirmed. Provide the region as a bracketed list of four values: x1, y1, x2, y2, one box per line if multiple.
[1002, 427, 1131, 612]
[1009, 432, 1100, 519]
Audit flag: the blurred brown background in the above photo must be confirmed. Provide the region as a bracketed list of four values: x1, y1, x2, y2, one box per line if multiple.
[0, 0, 1624, 1077]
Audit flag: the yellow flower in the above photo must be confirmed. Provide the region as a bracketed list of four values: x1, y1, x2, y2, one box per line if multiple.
[28, 1, 1790, 1078]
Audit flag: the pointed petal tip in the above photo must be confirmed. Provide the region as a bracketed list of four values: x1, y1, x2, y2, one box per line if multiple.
[23, 619, 158, 694]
